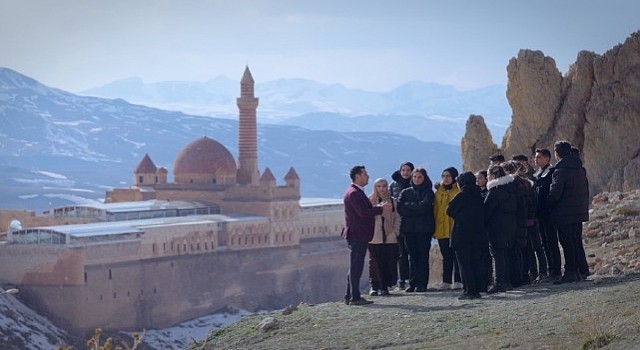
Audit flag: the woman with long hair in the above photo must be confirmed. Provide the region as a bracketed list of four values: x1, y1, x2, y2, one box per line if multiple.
[367, 178, 401, 296]
[389, 162, 415, 290]
[397, 168, 435, 293]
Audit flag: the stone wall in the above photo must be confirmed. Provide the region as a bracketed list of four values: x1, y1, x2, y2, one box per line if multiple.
[15, 239, 349, 336]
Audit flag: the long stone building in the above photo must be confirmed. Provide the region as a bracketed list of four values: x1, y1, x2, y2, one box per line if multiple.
[0, 67, 346, 336]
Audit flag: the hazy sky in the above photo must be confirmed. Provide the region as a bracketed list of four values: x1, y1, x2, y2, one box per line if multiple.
[1, 0, 638, 93]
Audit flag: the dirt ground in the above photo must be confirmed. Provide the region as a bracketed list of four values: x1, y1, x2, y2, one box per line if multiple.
[190, 273, 640, 350]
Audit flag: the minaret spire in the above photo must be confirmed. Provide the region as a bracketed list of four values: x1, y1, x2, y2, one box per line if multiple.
[236, 66, 260, 185]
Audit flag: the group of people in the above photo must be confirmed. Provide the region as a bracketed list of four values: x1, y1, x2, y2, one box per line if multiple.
[342, 140, 590, 305]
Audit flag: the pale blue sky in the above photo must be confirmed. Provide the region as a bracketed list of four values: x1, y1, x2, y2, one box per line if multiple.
[1, 0, 638, 92]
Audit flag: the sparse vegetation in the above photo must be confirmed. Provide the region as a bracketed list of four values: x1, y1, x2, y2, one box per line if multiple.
[188, 274, 640, 349]
[55, 328, 144, 350]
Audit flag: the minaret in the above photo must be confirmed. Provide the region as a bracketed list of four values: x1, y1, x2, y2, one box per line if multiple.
[236, 66, 260, 185]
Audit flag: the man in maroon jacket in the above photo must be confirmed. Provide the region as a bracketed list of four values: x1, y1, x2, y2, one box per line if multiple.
[342, 165, 390, 305]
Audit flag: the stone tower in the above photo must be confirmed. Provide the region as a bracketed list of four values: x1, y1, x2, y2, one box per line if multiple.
[236, 66, 260, 186]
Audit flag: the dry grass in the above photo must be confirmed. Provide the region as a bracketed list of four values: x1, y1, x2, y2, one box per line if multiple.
[569, 300, 640, 350]
[189, 274, 640, 350]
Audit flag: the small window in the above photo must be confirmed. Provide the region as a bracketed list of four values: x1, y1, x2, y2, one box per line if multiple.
[138, 176, 143, 183]
[109, 269, 112, 280]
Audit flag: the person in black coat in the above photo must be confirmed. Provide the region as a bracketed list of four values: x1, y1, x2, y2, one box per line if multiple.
[446, 172, 488, 299]
[547, 141, 590, 284]
[571, 147, 591, 280]
[503, 161, 534, 287]
[397, 168, 435, 292]
[389, 161, 415, 289]
[484, 164, 517, 293]
[534, 148, 560, 281]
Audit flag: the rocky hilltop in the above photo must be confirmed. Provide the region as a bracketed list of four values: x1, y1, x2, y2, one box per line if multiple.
[461, 30, 640, 196]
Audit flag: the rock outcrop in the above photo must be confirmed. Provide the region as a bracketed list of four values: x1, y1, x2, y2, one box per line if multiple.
[460, 115, 499, 172]
[462, 30, 640, 195]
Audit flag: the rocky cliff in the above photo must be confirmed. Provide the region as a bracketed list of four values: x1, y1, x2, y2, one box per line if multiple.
[461, 30, 640, 195]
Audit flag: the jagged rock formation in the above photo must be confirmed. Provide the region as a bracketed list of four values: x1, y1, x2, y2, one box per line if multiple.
[462, 30, 640, 195]
[460, 115, 499, 172]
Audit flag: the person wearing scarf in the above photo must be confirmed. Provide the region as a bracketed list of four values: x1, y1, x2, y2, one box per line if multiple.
[367, 178, 401, 296]
[434, 167, 462, 290]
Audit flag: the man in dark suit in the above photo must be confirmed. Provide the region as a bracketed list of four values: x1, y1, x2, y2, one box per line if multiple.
[342, 165, 390, 305]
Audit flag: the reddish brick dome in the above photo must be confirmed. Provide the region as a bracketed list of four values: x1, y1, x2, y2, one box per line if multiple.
[173, 137, 236, 177]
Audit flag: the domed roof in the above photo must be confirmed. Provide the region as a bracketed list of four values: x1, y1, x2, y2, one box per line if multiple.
[174, 137, 236, 175]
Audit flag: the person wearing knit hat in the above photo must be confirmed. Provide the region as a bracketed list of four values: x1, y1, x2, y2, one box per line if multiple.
[434, 166, 462, 290]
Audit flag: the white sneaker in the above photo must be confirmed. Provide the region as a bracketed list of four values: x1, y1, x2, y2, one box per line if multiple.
[436, 282, 451, 290]
[452, 282, 463, 290]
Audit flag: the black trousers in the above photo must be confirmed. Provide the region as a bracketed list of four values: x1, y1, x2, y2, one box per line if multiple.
[527, 224, 548, 277]
[345, 239, 369, 302]
[397, 233, 411, 283]
[557, 223, 580, 276]
[368, 243, 400, 290]
[538, 215, 561, 277]
[507, 246, 522, 287]
[438, 238, 461, 284]
[489, 245, 508, 287]
[575, 224, 589, 276]
[483, 245, 493, 289]
[403, 233, 431, 289]
[455, 246, 485, 295]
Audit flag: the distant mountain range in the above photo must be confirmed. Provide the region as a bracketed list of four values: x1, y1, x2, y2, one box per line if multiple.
[82, 75, 511, 145]
[0, 67, 462, 211]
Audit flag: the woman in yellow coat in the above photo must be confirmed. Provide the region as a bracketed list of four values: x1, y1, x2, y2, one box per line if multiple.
[434, 167, 462, 290]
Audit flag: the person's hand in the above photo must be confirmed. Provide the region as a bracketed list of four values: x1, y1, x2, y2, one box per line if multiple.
[379, 201, 392, 214]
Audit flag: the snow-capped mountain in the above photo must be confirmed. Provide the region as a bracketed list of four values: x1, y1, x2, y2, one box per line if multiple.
[81, 74, 511, 143]
[0, 67, 460, 212]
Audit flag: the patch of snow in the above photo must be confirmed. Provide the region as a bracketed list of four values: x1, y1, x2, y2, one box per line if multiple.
[317, 147, 335, 159]
[18, 194, 39, 199]
[139, 309, 252, 350]
[0, 293, 67, 349]
[41, 187, 95, 193]
[52, 120, 93, 126]
[42, 193, 103, 205]
[117, 135, 146, 149]
[36, 170, 68, 180]
[12, 177, 74, 186]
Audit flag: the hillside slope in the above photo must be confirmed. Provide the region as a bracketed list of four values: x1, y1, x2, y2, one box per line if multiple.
[191, 189, 640, 349]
